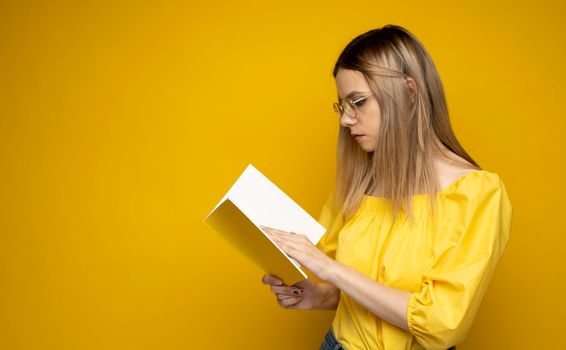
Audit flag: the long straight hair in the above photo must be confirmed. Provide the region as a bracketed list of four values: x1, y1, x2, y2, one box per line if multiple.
[332, 24, 480, 225]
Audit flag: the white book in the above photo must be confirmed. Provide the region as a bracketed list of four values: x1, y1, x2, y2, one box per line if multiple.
[203, 163, 327, 286]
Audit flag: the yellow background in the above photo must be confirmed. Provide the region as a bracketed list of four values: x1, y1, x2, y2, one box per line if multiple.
[1, 0, 564, 349]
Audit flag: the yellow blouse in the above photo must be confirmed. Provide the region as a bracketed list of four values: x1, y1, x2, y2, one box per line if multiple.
[316, 170, 512, 350]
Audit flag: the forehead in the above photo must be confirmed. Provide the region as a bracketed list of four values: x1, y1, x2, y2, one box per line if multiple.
[335, 69, 371, 99]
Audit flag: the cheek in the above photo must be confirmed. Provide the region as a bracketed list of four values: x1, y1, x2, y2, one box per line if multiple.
[367, 119, 380, 149]
[368, 116, 381, 138]
[367, 105, 381, 135]
[373, 119, 381, 135]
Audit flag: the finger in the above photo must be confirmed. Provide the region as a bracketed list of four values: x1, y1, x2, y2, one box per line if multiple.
[272, 237, 297, 253]
[262, 274, 283, 286]
[270, 236, 288, 248]
[263, 276, 283, 286]
[270, 230, 292, 236]
[277, 293, 302, 301]
[271, 285, 304, 294]
[273, 240, 292, 256]
[265, 232, 301, 247]
[279, 296, 302, 308]
[271, 285, 304, 295]
[262, 227, 290, 235]
[268, 231, 304, 243]
[260, 226, 283, 233]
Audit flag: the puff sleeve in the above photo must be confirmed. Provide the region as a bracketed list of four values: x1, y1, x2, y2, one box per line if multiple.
[406, 173, 513, 349]
[315, 191, 345, 260]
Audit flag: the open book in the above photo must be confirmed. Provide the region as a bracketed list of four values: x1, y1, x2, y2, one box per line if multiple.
[203, 163, 327, 286]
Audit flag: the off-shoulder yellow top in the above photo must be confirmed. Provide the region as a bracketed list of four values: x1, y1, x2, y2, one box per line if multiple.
[316, 170, 512, 350]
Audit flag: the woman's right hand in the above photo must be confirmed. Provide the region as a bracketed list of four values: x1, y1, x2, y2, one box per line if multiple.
[261, 274, 321, 310]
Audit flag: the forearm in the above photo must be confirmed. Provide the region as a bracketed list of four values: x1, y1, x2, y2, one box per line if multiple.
[314, 282, 340, 310]
[322, 261, 412, 331]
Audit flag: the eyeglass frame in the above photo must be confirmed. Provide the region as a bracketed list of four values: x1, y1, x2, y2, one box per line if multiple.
[332, 92, 375, 120]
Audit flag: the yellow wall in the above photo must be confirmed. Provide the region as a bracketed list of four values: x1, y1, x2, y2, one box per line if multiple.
[1, 1, 564, 349]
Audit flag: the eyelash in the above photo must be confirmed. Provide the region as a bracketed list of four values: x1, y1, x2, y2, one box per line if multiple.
[353, 99, 366, 107]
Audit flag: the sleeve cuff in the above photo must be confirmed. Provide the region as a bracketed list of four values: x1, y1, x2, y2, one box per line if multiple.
[406, 292, 418, 335]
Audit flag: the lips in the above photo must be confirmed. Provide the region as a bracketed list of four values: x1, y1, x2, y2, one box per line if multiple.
[353, 134, 365, 142]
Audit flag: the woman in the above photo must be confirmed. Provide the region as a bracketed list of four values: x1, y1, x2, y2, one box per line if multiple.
[260, 24, 512, 350]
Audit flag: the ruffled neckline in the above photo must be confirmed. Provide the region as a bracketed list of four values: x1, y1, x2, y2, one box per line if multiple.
[362, 169, 488, 203]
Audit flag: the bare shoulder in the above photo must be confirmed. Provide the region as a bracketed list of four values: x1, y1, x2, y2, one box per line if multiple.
[436, 151, 479, 189]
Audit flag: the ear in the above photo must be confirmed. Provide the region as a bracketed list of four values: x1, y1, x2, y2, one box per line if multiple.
[404, 77, 417, 103]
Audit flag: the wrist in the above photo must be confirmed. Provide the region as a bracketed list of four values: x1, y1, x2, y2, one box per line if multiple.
[319, 255, 338, 282]
[315, 282, 340, 310]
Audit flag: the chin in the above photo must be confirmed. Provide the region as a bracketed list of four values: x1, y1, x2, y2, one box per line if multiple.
[356, 137, 377, 152]
[359, 143, 376, 153]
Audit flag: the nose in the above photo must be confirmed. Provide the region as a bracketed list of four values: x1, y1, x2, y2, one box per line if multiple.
[340, 113, 357, 128]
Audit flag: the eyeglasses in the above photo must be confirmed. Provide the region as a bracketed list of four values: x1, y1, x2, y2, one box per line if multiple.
[332, 93, 374, 120]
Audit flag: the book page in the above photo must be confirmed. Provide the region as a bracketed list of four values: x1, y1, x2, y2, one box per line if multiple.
[222, 163, 326, 244]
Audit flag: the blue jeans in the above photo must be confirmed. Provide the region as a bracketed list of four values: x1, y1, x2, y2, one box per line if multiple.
[319, 328, 345, 350]
[319, 327, 457, 350]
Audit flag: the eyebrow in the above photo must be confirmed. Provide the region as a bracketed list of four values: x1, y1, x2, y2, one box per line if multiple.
[339, 90, 366, 100]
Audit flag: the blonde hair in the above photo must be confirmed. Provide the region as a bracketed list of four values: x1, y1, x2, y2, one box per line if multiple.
[332, 24, 480, 225]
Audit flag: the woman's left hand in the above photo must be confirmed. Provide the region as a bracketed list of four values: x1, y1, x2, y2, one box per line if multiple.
[259, 225, 334, 281]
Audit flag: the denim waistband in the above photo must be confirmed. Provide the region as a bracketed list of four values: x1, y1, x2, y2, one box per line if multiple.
[319, 328, 345, 350]
[319, 327, 457, 350]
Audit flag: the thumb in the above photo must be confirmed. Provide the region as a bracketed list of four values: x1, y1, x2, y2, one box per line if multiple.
[262, 274, 283, 286]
